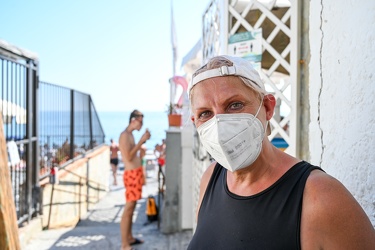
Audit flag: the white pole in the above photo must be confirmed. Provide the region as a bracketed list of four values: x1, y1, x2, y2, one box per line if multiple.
[170, 0, 178, 104]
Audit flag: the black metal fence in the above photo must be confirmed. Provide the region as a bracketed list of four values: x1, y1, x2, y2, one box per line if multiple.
[0, 49, 39, 226]
[1, 41, 105, 226]
[38, 82, 105, 178]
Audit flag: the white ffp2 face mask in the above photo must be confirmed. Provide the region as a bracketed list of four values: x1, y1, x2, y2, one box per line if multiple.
[197, 103, 266, 172]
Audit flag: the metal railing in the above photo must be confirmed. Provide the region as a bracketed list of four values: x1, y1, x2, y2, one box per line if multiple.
[38, 81, 105, 178]
[1, 41, 105, 226]
[0, 51, 39, 226]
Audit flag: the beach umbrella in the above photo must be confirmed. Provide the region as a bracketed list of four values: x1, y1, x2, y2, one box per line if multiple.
[0, 99, 27, 124]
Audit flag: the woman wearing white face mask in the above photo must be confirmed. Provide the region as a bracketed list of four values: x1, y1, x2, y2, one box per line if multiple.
[187, 56, 375, 250]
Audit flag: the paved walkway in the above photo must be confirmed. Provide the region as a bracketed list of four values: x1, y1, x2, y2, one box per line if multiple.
[25, 167, 192, 250]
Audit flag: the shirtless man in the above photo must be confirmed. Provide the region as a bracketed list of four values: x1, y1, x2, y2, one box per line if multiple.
[109, 139, 120, 185]
[118, 110, 150, 250]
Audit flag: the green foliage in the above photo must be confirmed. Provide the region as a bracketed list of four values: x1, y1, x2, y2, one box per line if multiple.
[166, 103, 182, 114]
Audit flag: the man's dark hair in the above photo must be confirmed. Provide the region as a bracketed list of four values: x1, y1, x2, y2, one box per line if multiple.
[129, 109, 143, 123]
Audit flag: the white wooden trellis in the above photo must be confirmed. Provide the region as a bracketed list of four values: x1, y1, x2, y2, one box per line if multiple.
[201, 0, 300, 155]
[191, 0, 301, 230]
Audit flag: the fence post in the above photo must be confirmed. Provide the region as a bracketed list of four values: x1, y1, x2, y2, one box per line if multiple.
[86, 159, 90, 211]
[88, 96, 93, 149]
[32, 60, 41, 216]
[79, 176, 82, 219]
[70, 90, 74, 159]
[46, 183, 55, 230]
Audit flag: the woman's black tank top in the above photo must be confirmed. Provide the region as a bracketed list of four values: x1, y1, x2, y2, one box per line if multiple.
[187, 161, 322, 250]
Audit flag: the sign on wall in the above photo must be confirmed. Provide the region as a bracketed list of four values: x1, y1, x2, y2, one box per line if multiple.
[228, 29, 262, 71]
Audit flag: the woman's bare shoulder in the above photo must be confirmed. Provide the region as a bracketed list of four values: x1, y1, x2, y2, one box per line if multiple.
[201, 162, 217, 183]
[195, 161, 217, 220]
[301, 170, 375, 249]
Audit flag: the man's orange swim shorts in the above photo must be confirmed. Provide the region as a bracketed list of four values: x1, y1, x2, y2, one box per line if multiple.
[123, 166, 144, 202]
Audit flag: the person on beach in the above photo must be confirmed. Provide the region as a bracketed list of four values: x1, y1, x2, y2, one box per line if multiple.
[187, 55, 375, 249]
[154, 143, 162, 159]
[119, 109, 150, 250]
[161, 139, 166, 158]
[154, 142, 165, 166]
[140, 143, 147, 168]
[154, 142, 166, 194]
[109, 139, 120, 185]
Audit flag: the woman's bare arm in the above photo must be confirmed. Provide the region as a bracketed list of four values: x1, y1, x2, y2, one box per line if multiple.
[301, 170, 375, 249]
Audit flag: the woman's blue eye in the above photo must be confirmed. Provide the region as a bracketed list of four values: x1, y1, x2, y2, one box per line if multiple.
[198, 111, 210, 120]
[230, 102, 243, 110]
[199, 112, 207, 118]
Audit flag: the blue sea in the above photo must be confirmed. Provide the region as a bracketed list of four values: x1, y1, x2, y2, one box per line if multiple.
[98, 111, 169, 150]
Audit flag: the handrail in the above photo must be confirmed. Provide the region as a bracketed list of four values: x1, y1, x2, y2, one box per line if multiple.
[45, 153, 108, 229]
[59, 167, 106, 189]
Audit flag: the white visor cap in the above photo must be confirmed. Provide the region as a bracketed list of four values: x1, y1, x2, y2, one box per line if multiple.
[188, 55, 265, 97]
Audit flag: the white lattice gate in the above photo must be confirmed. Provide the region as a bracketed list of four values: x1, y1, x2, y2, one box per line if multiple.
[192, 0, 301, 229]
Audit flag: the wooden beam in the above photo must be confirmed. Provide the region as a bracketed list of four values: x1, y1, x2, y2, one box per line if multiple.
[0, 115, 21, 250]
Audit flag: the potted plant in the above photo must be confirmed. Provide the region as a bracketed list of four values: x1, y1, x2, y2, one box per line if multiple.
[167, 103, 182, 127]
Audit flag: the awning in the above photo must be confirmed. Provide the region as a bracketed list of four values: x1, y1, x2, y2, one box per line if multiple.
[181, 39, 202, 68]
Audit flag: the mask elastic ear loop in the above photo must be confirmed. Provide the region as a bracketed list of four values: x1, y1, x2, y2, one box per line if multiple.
[264, 120, 269, 137]
[254, 94, 264, 118]
[255, 95, 268, 137]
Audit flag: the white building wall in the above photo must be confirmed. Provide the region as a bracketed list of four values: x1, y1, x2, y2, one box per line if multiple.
[181, 105, 194, 229]
[309, 1, 375, 225]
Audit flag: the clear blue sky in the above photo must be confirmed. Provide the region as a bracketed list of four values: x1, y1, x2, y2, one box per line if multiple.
[0, 0, 209, 112]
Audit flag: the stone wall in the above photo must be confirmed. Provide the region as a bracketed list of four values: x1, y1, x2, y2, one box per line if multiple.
[18, 145, 110, 248]
[40, 146, 110, 229]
